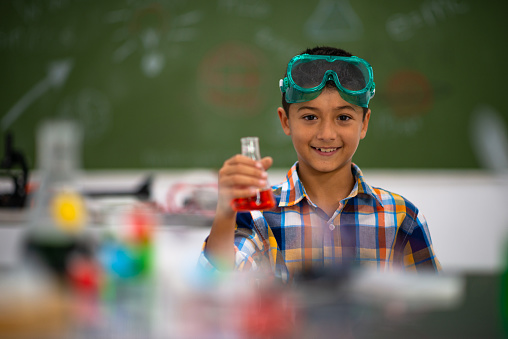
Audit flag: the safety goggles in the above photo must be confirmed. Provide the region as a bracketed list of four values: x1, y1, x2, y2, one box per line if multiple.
[279, 54, 375, 108]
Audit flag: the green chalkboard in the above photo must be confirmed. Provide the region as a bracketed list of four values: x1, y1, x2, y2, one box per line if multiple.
[1, 0, 507, 170]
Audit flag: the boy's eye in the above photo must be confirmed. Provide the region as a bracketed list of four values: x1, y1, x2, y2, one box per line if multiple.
[338, 115, 351, 121]
[303, 115, 317, 121]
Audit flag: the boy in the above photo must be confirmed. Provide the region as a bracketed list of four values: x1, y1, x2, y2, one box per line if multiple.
[199, 46, 441, 283]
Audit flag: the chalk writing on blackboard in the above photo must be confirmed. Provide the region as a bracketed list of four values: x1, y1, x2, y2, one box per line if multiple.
[305, 0, 363, 42]
[109, 4, 202, 78]
[57, 88, 111, 143]
[217, 0, 271, 19]
[470, 104, 508, 172]
[386, 0, 469, 41]
[197, 42, 267, 117]
[11, 0, 70, 22]
[168, 10, 202, 41]
[254, 27, 300, 58]
[2, 1, 77, 51]
[2, 59, 73, 131]
[385, 70, 434, 118]
[0, 25, 75, 51]
[12, 0, 42, 22]
[373, 110, 424, 137]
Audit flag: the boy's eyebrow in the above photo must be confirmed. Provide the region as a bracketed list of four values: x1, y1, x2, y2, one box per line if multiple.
[296, 105, 319, 112]
[337, 105, 358, 112]
[296, 105, 359, 113]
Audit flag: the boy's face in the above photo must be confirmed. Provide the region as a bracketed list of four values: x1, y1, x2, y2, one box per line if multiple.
[278, 87, 370, 176]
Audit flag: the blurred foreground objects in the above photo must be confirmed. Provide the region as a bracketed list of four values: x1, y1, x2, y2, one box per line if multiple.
[470, 104, 508, 174]
[83, 175, 152, 201]
[0, 132, 29, 208]
[164, 181, 218, 226]
[24, 119, 157, 338]
[0, 267, 70, 339]
[286, 268, 466, 339]
[99, 204, 155, 280]
[71, 203, 157, 339]
[24, 119, 90, 279]
[470, 105, 508, 336]
[502, 233, 508, 336]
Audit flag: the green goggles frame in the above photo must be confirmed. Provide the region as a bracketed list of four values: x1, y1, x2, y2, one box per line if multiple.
[280, 54, 375, 108]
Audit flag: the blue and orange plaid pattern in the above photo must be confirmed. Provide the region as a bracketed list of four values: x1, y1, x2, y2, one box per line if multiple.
[200, 162, 441, 283]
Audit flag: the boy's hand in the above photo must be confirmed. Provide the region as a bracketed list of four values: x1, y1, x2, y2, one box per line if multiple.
[206, 155, 272, 270]
[216, 154, 273, 215]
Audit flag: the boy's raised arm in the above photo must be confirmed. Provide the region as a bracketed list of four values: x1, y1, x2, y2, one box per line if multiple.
[204, 155, 273, 270]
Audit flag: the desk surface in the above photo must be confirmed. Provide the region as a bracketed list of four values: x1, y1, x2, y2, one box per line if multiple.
[332, 273, 506, 339]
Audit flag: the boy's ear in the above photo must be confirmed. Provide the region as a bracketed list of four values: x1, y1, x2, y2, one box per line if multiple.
[278, 107, 291, 136]
[360, 109, 371, 140]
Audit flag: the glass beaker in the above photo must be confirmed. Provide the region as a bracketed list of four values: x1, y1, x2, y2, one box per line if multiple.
[231, 137, 276, 211]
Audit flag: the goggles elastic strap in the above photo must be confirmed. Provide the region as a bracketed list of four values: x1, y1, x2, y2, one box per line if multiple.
[279, 78, 286, 93]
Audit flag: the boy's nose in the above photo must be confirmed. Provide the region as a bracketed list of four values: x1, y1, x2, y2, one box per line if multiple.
[317, 121, 337, 141]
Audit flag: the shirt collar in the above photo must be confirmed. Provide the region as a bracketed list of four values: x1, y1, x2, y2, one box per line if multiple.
[279, 162, 306, 207]
[279, 162, 383, 207]
[349, 163, 384, 207]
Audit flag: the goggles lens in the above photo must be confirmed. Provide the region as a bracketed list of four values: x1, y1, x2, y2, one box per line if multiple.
[281, 54, 375, 107]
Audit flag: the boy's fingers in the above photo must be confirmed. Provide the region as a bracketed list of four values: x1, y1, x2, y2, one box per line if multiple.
[219, 173, 266, 189]
[221, 155, 268, 178]
[218, 154, 271, 200]
[260, 156, 273, 171]
[228, 187, 259, 199]
[225, 154, 258, 167]
[220, 163, 266, 181]
[225, 154, 270, 170]
[216, 154, 272, 212]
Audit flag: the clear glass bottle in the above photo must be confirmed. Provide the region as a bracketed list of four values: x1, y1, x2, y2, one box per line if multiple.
[231, 137, 276, 211]
[24, 119, 89, 278]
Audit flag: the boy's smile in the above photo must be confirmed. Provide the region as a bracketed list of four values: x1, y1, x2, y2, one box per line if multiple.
[312, 146, 339, 155]
[278, 87, 370, 178]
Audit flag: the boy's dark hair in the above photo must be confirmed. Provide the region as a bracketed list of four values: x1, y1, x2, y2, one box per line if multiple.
[281, 46, 369, 119]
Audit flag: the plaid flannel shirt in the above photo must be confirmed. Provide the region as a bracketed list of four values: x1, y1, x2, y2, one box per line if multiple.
[199, 162, 441, 283]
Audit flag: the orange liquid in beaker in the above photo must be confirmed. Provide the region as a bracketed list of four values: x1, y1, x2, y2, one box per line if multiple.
[231, 188, 276, 211]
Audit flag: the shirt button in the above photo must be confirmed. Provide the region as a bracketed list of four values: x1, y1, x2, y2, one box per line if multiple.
[329, 223, 335, 231]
